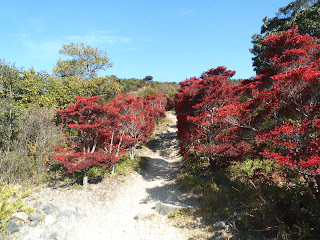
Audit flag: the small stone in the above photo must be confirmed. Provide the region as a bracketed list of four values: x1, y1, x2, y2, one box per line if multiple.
[41, 228, 67, 240]
[28, 220, 38, 227]
[6, 219, 20, 234]
[134, 215, 139, 220]
[28, 213, 42, 221]
[57, 209, 81, 223]
[155, 202, 187, 215]
[213, 221, 227, 229]
[39, 203, 59, 216]
[44, 214, 56, 225]
[12, 212, 28, 221]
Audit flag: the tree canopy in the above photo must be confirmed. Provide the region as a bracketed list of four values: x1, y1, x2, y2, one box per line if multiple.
[53, 43, 113, 79]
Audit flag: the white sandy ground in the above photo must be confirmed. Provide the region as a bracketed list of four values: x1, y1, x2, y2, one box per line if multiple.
[12, 112, 217, 240]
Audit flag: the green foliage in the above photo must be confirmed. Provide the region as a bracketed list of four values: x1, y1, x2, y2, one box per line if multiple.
[143, 75, 153, 82]
[87, 166, 109, 179]
[168, 208, 192, 218]
[46, 76, 122, 108]
[77, 156, 147, 181]
[0, 60, 23, 151]
[110, 75, 178, 98]
[230, 159, 282, 181]
[0, 61, 56, 108]
[179, 156, 320, 239]
[0, 60, 21, 101]
[113, 157, 146, 176]
[18, 69, 56, 108]
[181, 156, 212, 176]
[262, 0, 320, 36]
[179, 173, 208, 191]
[0, 98, 21, 152]
[53, 42, 112, 79]
[143, 81, 178, 98]
[0, 183, 35, 233]
[113, 76, 147, 93]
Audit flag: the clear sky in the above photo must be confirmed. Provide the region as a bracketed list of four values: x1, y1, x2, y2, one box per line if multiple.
[2, 0, 292, 82]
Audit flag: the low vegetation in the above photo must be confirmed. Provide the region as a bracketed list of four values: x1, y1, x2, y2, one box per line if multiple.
[178, 159, 320, 239]
[0, 184, 35, 233]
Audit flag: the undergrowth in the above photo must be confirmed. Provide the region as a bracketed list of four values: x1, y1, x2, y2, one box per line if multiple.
[178, 158, 320, 240]
[0, 184, 35, 234]
[47, 155, 149, 187]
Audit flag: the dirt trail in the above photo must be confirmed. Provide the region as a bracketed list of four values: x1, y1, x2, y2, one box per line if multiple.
[13, 112, 213, 240]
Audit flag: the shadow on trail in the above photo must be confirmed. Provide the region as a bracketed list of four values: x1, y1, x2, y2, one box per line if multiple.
[139, 151, 200, 207]
[146, 131, 177, 156]
[141, 182, 200, 206]
[139, 113, 201, 209]
[139, 157, 180, 182]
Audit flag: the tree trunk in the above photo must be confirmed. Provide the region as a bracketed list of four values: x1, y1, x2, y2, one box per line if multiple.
[83, 170, 88, 188]
[209, 157, 216, 172]
[129, 146, 136, 160]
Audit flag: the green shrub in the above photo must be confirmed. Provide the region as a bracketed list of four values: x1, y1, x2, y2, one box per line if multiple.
[230, 158, 283, 182]
[0, 106, 61, 184]
[0, 183, 34, 233]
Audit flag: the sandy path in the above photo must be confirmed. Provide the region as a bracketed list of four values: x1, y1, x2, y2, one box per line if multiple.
[13, 112, 209, 240]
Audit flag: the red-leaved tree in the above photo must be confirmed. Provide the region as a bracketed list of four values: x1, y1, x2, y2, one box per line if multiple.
[175, 66, 251, 171]
[240, 25, 320, 194]
[52, 96, 120, 186]
[110, 94, 156, 160]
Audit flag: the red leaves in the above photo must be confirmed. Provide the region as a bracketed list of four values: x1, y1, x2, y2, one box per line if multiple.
[53, 93, 166, 173]
[175, 66, 250, 168]
[246, 25, 320, 175]
[175, 25, 320, 176]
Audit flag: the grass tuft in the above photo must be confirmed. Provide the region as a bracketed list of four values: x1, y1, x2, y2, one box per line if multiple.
[0, 183, 35, 234]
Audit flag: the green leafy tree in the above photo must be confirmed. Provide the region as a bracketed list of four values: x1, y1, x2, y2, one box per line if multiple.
[45, 76, 122, 109]
[0, 60, 22, 151]
[19, 69, 57, 108]
[143, 75, 153, 82]
[53, 43, 113, 79]
[251, 0, 320, 73]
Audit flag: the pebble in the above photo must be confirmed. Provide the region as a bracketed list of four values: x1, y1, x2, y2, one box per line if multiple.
[6, 219, 21, 234]
[28, 213, 42, 221]
[44, 214, 57, 225]
[12, 212, 28, 221]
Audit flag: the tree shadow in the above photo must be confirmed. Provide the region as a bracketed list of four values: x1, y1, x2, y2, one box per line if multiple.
[139, 156, 201, 206]
[146, 131, 177, 153]
[141, 182, 201, 206]
[46, 163, 104, 189]
[139, 157, 179, 181]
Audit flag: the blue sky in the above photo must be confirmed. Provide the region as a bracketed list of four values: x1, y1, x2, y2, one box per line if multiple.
[2, 0, 292, 82]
